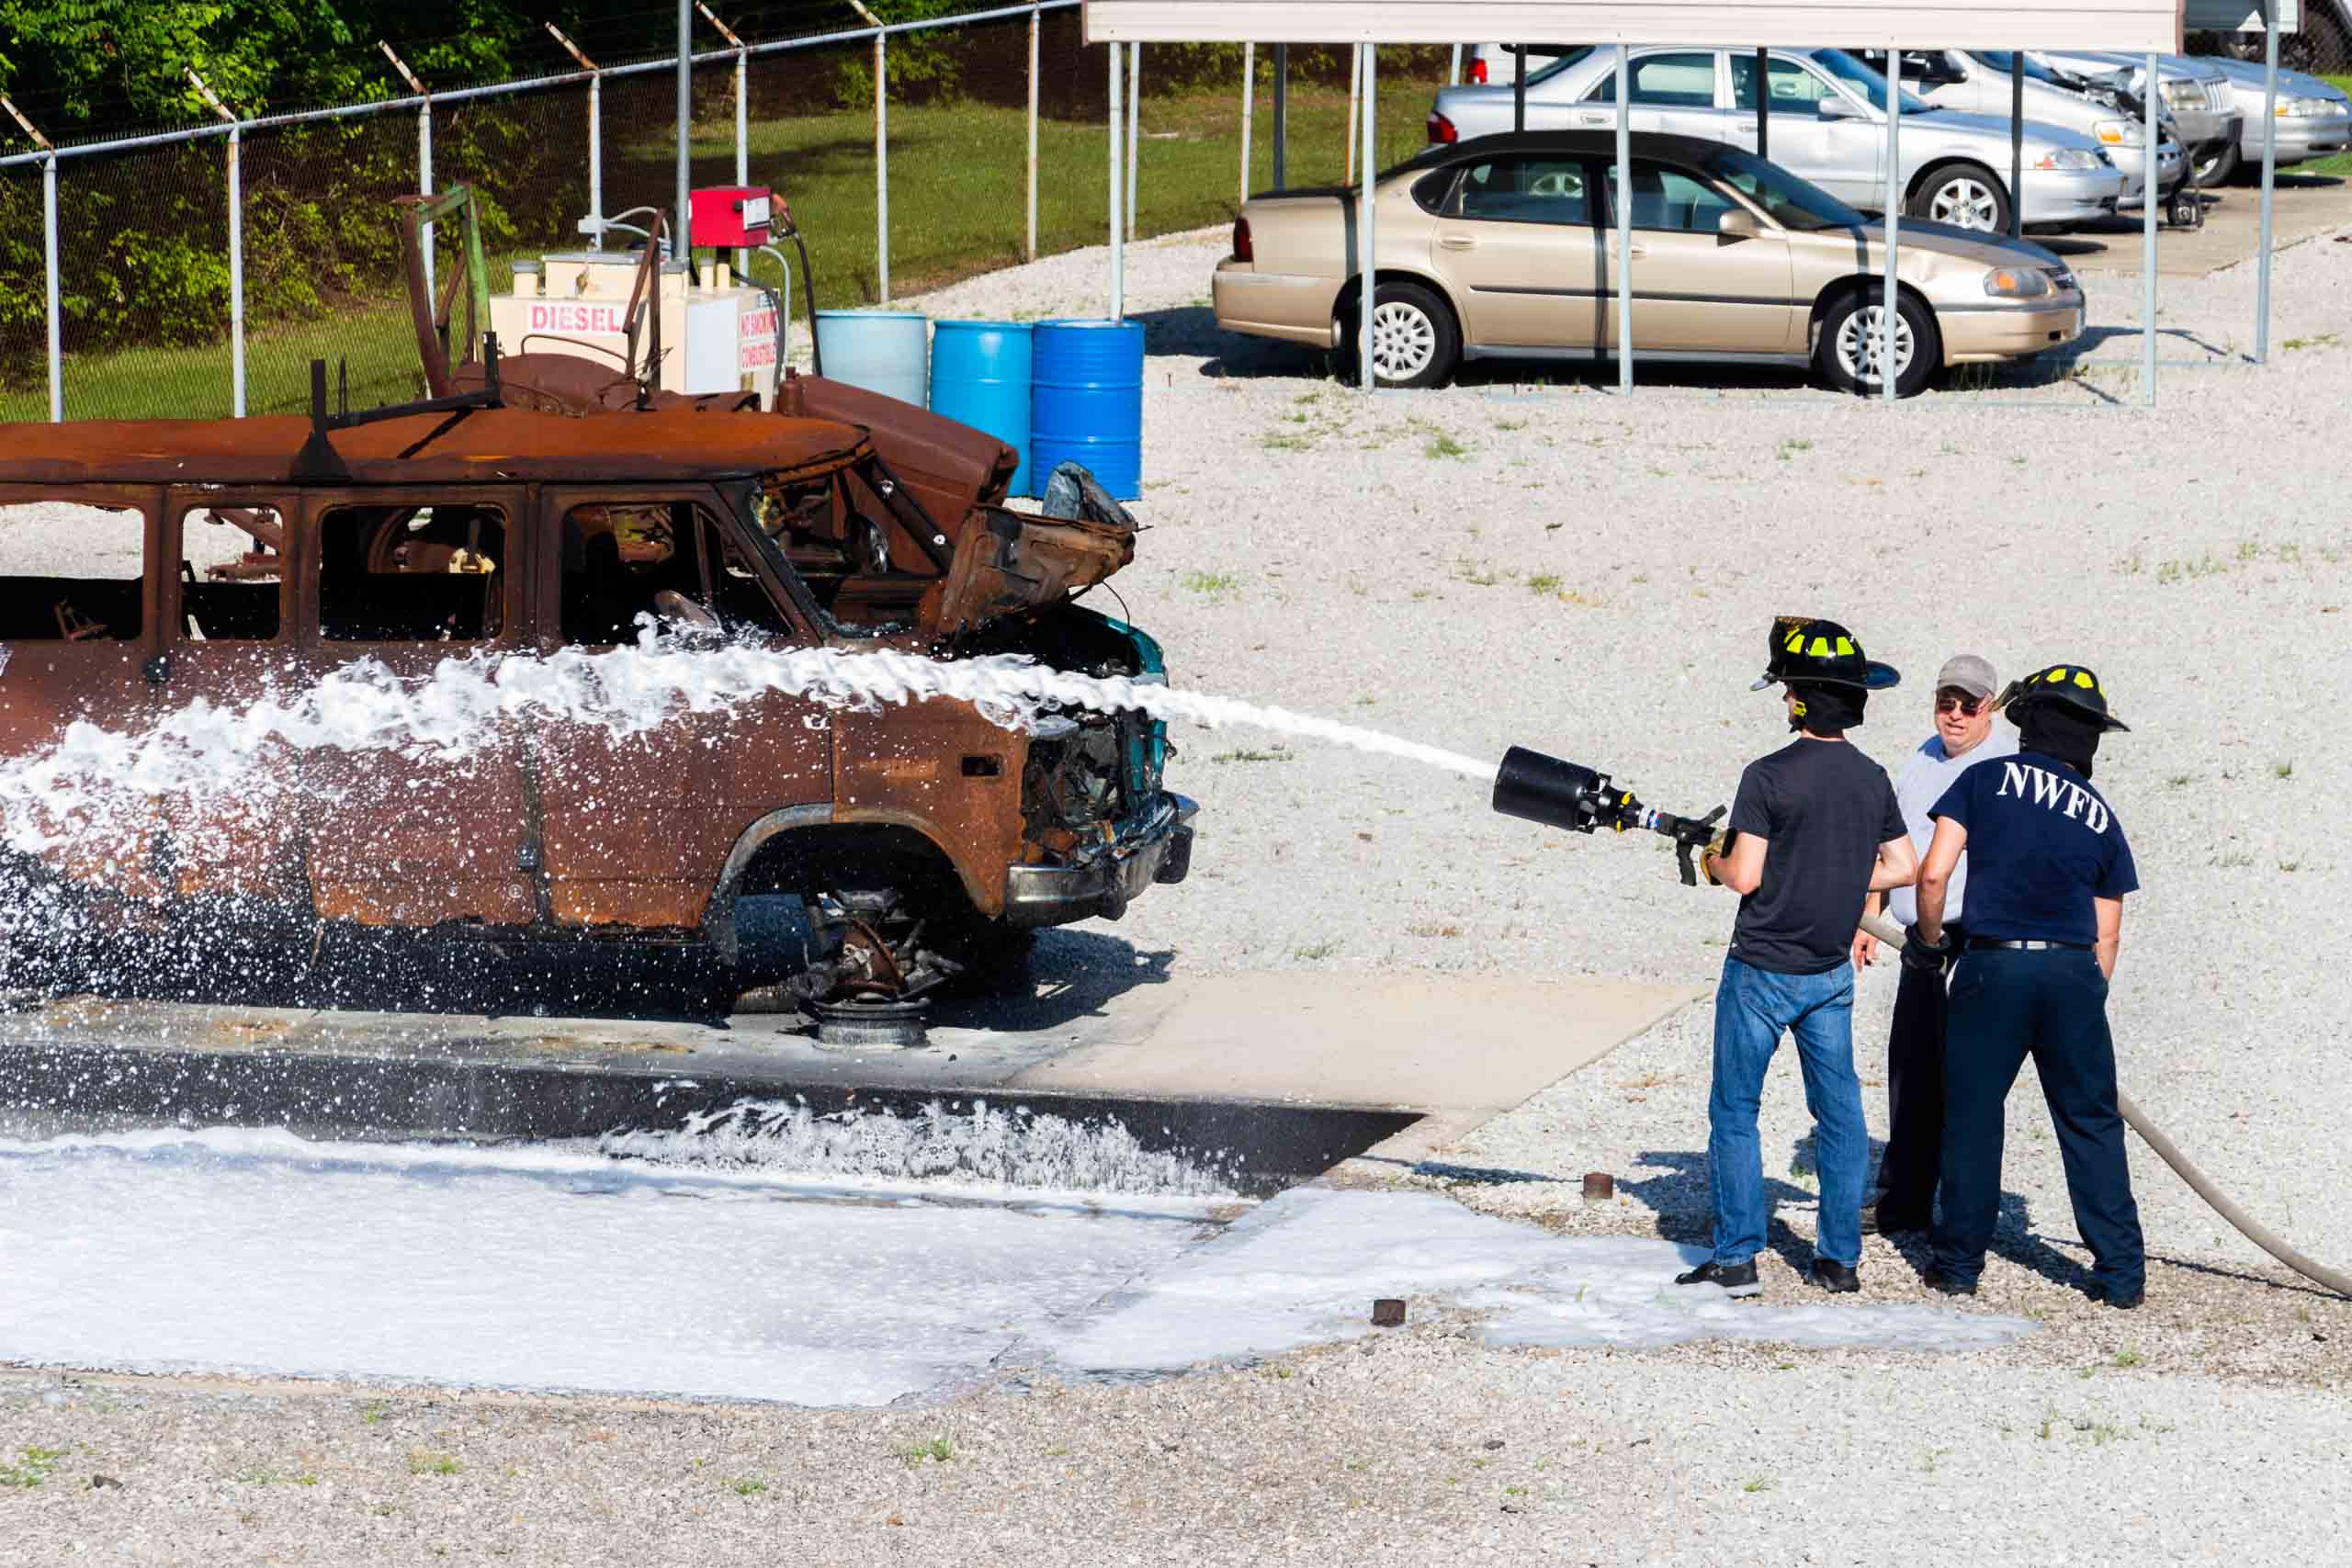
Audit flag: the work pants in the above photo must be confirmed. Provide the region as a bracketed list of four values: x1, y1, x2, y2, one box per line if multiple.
[1874, 952, 1951, 1219]
[1708, 955, 1867, 1269]
[1930, 947, 2145, 1296]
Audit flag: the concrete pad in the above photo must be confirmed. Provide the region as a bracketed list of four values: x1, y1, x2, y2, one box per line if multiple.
[2052, 173, 2349, 279]
[1013, 973, 1699, 1149]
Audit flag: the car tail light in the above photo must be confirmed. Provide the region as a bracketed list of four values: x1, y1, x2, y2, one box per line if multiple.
[1428, 112, 1458, 145]
[1233, 215, 1252, 263]
[1468, 58, 1487, 84]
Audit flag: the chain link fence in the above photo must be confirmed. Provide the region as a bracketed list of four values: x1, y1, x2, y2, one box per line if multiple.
[0, 0, 1459, 427]
[2187, 11, 2352, 73]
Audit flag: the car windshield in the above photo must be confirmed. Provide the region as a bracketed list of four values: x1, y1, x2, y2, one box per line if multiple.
[1810, 47, 1934, 114]
[1699, 145, 1866, 232]
[1523, 47, 1599, 86]
[1970, 50, 2068, 87]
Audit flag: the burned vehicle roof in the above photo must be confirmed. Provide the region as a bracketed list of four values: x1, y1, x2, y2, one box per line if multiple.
[0, 407, 869, 489]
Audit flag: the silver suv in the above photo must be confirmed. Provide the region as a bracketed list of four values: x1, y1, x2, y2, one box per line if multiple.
[1860, 50, 2186, 212]
[1426, 46, 2124, 234]
[2032, 51, 2243, 185]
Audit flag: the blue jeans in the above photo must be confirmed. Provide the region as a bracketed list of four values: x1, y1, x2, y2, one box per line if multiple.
[1708, 955, 1867, 1269]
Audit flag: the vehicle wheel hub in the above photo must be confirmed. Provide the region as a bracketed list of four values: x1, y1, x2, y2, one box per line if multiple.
[1929, 176, 2000, 231]
[1369, 300, 1436, 380]
[1836, 305, 1915, 387]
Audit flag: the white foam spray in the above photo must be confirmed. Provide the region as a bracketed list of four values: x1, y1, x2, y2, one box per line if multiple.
[0, 625, 1497, 864]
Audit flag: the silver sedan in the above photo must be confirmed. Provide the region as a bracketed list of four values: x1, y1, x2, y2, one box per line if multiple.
[1427, 45, 2125, 234]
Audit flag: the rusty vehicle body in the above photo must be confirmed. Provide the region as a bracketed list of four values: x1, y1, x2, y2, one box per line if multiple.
[0, 400, 1193, 1008]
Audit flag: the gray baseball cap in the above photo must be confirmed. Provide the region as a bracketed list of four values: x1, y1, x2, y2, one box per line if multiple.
[1935, 654, 1997, 700]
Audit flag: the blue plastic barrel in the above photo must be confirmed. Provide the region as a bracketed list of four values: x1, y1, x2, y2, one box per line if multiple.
[1030, 318, 1143, 502]
[929, 320, 1035, 497]
[811, 309, 928, 408]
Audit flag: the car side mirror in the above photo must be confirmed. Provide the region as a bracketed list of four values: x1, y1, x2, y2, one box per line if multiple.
[1717, 209, 1761, 243]
[1817, 96, 1860, 119]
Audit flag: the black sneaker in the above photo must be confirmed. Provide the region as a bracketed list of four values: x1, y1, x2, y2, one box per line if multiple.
[1860, 1202, 1930, 1237]
[2097, 1285, 2144, 1311]
[1811, 1259, 1860, 1293]
[1674, 1258, 1761, 1298]
[1921, 1270, 1976, 1297]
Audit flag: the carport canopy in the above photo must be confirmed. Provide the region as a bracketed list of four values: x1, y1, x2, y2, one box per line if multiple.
[1080, 0, 2237, 405]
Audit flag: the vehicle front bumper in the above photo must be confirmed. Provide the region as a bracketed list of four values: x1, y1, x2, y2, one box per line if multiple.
[2240, 110, 2352, 164]
[1001, 792, 1197, 928]
[2165, 105, 2233, 152]
[2107, 140, 2185, 202]
[2019, 166, 2126, 225]
[1940, 293, 2087, 365]
[1214, 262, 1344, 349]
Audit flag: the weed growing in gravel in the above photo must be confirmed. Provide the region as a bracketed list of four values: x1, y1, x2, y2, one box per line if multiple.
[1453, 559, 1506, 587]
[360, 1402, 390, 1425]
[901, 1438, 954, 1467]
[2165, 773, 2196, 787]
[1776, 439, 1812, 461]
[1182, 571, 1238, 597]
[729, 1477, 769, 1496]
[407, 1450, 460, 1476]
[1261, 432, 1317, 453]
[0, 1447, 66, 1487]
[2112, 1348, 2143, 1368]
[1424, 431, 1470, 460]
[1495, 419, 1527, 432]
[1527, 573, 1562, 594]
[1292, 941, 1340, 961]
[1922, 1447, 1952, 1473]
[2283, 333, 2340, 351]
[2274, 759, 2294, 779]
[1209, 748, 1290, 764]
[1742, 1477, 1773, 1494]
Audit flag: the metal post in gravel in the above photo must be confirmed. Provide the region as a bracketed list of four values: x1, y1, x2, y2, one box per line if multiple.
[1359, 43, 1375, 395]
[1347, 45, 1361, 184]
[2256, 1, 2280, 363]
[188, 73, 243, 418]
[1514, 44, 1527, 132]
[380, 44, 433, 311]
[43, 152, 61, 423]
[1756, 48, 1769, 160]
[876, 34, 890, 301]
[1126, 42, 1140, 240]
[1109, 39, 1125, 321]
[1272, 44, 1287, 191]
[1239, 42, 1255, 209]
[2009, 52, 2024, 242]
[1450, 44, 1461, 85]
[1613, 46, 1631, 395]
[676, 0, 692, 271]
[2143, 51, 2157, 407]
[1027, 7, 1040, 261]
[1882, 39, 1900, 405]
[548, 27, 603, 250]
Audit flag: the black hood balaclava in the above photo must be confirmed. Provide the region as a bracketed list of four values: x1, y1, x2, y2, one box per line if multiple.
[1786, 682, 1866, 737]
[2016, 703, 2102, 779]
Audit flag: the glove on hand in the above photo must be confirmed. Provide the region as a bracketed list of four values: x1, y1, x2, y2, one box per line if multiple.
[1701, 828, 1737, 887]
[1901, 922, 1954, 975]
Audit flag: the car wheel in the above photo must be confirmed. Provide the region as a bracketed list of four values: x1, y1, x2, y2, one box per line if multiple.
[1340, 280, 1460, 389]
[1908, 163, 2012, 234]
[1815, 288, 1939, 400]
[2193, 141, 2241, 186]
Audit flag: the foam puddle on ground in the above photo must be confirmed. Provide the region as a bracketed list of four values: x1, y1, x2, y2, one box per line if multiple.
[0, 1132, 2031, 1405]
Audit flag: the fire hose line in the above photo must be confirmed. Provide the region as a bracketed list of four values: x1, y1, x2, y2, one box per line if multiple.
[1851, 909, 2352, 1299]
[1486, 747, 2351, 1298]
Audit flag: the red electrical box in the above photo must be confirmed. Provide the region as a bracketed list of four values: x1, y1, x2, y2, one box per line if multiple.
[688, 185, 775, 249]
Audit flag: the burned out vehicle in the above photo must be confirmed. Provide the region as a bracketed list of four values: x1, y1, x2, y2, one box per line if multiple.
[0, 387, 1193, 1017]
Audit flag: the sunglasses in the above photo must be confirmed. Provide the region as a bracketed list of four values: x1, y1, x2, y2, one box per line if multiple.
[1936, 693, 1985, 716]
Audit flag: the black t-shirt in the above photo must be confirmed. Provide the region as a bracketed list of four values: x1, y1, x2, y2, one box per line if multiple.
[1725, 738, 1907, 976]
[1928, 750, 2137, 945]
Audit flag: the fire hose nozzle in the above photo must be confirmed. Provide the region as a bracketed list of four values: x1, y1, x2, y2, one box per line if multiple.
[1491, 747, 1725, 886]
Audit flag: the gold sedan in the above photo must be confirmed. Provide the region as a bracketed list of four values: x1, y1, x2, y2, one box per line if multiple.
[1212, 130, 2086, 397]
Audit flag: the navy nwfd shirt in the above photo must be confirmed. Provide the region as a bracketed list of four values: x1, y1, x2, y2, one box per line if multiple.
[1928, 750, 2139, 947]
[1725, 739, 1908, 976]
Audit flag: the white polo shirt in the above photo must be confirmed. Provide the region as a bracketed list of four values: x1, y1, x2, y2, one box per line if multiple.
[1884, 725, 2018, 928]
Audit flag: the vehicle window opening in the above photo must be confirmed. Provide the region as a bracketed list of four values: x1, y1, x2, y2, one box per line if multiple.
[560, 500, 792, 644]
[317, 502, 507, 643]
[0, 502, 145, 641]
[178, 505, 284, 641]
[1457, 157, 1592, 224]
[1603, 160, 1738, 233]
[753, 463, 937, 634]
[1585, 51, 1718, 108]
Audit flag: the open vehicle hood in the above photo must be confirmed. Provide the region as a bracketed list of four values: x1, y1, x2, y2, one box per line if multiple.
[919, 468, 1137, 639]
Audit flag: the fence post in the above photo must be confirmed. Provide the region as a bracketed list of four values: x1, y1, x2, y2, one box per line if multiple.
[1108, 39, 1124, 321]
[4, 96, 60, 421]
[1026, 6, 1040, 262]
[695, 5, 751, 277]
[1449, 44, 1462, 85]
[1272, 44, 1286, 190]
[847, 2, 887, 303]
[379, 44, 432, 304]
[1125, 42, 1139, 240]
[548, 26, 602, 250]
[1346, 44, 1361, 184]
[189, 73, 243, 418]
[1238, 42, 1255, 208]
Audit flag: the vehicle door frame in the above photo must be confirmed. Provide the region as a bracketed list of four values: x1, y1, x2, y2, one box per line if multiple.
[1428, 151, 1612, 354]
[1597, 154, 1802, 357]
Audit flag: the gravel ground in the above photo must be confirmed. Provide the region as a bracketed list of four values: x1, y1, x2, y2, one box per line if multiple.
[8, 220, 2352, 1561]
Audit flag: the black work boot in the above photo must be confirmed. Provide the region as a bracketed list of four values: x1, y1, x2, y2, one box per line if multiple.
[1810, 1259, 1860, 1293]
[1674, 1258, 1761, 1298]
[1921, 1270, 1976, 1297]
[1860, 1200, 1930, 1237]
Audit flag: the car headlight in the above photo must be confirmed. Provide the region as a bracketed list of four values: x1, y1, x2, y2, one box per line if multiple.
[2162, 79, 2201, 110]
[2033, 148, 2102, 172]
[1984, 266, 2052, 299]
[2091, 119, 2144, 147]
[2278, 97, 2333, 118]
